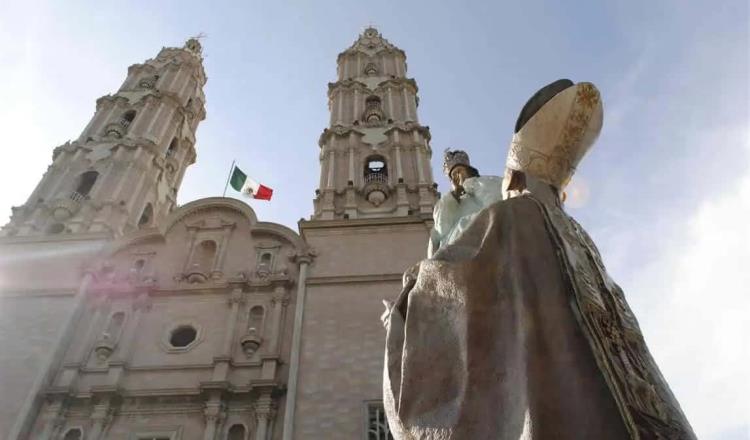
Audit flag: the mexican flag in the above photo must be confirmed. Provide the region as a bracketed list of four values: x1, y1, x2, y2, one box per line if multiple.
[229, 166, 273, 200]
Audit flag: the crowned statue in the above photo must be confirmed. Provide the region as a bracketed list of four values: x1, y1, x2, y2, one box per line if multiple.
[428, 150, 504, 257]
[382, 80, 696, 439]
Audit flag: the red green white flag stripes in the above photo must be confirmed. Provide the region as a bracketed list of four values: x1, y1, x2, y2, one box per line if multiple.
[228, 165, 273, 200]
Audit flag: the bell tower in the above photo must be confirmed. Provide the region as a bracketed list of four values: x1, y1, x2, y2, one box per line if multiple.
[1, 38, 207, 238]
[313, 27, 438, 220]
[293, 28, 436, 439]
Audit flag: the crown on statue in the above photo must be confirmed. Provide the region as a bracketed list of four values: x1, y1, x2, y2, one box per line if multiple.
[506, 81, 603, 189]
[443, 149, 471, 176]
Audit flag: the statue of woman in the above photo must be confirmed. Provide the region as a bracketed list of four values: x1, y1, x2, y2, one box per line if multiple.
[382, 80, 696, 440]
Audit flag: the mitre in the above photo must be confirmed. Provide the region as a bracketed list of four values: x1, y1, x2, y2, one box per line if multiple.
[505, 80, 603, 189]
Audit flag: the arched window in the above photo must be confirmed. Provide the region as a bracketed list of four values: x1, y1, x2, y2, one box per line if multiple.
[133, 259, 145, 273]
[259, 252, 272, 270]
[248, 306, 265, 334]
[193, 240, 217, 272]
[62, 428, 83, 440]
[138, 203, 153, 228]
[104, 312, 125, 340]
[227, 424, 246, 440]
[122, 110, 136, 126]
[364, 62, 378, 76]
[364, 156, 388, 184]
[138, 74, 159, 89]
[74, 171, 99, 198]
[166, 137, 178, 158]
[363, 96, 385, 124]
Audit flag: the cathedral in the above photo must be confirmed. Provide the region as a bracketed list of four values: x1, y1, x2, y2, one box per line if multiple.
[0, 28, 431, 440]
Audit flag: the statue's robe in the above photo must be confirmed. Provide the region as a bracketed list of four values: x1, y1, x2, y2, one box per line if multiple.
[428, 175, 504, 258]
[383, 192, 696, 439]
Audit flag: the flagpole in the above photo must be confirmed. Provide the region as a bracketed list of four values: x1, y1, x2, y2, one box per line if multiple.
[222, 159, 236, 197]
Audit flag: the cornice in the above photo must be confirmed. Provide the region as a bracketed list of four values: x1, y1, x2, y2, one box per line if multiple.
[327, 79, 369, 95]
[327, 77, 418, 96]
[337, 46, 406, 62]
[299, 214, 431, 231]
[0, 230, 111, 245]
[306, 273, 403, 285]
[97, 90, 204, 121]
[318, 121, 431, 147]
[0, 288, 76, 298]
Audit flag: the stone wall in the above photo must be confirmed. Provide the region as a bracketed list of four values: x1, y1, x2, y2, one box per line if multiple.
[295, 217, 430, 439]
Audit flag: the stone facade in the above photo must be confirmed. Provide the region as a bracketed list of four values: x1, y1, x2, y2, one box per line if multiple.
[0, 28, 434, 440]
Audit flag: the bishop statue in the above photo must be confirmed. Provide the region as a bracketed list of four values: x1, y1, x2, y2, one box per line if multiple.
[382, 80, 696, 439]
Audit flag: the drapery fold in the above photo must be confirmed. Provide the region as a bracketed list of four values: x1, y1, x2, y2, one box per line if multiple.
[383, 196, 695, 440]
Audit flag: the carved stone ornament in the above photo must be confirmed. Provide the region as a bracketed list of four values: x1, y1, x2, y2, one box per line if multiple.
[362, 96, 386, 126]
[364, 62, 379, 76]
[363, 177, 389, 207]
[240, 329, 262, 357]
[50, 193, 83, 221]
[104, 119, 130, 139]
[138, 75, 158, 89]
[93, 334, 115, 363]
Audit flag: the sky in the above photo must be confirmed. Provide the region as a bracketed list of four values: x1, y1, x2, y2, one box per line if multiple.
[0, 0, 748, 438]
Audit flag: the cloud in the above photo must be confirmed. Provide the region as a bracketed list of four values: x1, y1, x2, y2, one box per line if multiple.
[625, 134, 750, 439]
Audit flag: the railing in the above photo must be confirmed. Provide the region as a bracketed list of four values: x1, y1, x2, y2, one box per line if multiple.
[364, 172, 388, 184]
[69, 191, 85, 202]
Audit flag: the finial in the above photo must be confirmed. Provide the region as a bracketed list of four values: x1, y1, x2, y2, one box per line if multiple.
[184, 33, 206, 55]
[362, 23, 379, 37]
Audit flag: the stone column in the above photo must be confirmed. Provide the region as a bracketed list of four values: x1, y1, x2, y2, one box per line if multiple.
[46, 166, 72, 200]
[86, 397, 112, 440]
[38, 400, 65, 440]
[109, 292, 150, 385]
[164, 65, 182, 90]
[335, 91, 343, 125]
[58, 295, 108, 388]
[84, 104, 117, 140]
[386, 88, 394, 118]
[203, 395, 226, 440]
[213, 224, 235, 275]
[355, 88, 362, 121]
[348, 146, 355, 184]
[118, 293, 150, 359]
[144, 99, 165, 136]
[402, 88, 412, 121]
[326, 150, 336, 189]
[415, 143, 426, 184]
[395, 145, 404, 181]
[282, 254, 312, 440]
[267, 286, 288, 355]
[156, 108, 177, 143]
[222, 288, 243, 356]
[423, 139, 434, 182]
[182, 228, 198, 273]
[254, 394, 276, 440]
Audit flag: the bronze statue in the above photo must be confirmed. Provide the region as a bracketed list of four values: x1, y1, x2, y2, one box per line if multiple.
[382, 80, 696, 439]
